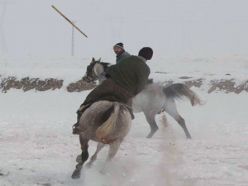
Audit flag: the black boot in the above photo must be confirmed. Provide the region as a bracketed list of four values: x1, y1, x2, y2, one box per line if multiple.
[72, 122, 80, 134]
[72, 104, 91, 135]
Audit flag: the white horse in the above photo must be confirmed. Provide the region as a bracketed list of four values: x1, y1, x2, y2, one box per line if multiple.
[82, 58, 202, 139]
[72, 101, 132, 179]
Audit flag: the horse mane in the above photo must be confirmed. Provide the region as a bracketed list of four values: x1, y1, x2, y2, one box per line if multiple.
[99, 62, 111, 67]
[97, 61, 111, 71]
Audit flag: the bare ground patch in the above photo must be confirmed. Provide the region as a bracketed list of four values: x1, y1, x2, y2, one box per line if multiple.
[0, 76, 247, 93]
[0, 76, 96, 93]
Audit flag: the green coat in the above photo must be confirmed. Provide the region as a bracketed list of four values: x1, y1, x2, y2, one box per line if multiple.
[106, 55, 150, 96]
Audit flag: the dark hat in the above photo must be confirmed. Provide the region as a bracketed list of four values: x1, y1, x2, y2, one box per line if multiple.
[138, 47, 153, 60]
[114, 42, 124, 49]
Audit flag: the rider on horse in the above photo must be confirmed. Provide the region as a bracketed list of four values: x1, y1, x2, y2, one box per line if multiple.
[113, 42, 131, 64]
[73, 47, 153, 134]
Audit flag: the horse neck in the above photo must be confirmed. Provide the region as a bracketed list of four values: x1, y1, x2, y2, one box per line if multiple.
[93, 62, 112, 83]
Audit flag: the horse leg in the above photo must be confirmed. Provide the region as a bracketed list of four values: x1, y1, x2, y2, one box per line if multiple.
[86, 142, 105, 168]
[177, 115, 192, 139]
[100, 139, 122, 174]
[164, 100, 192, 139]
[107, 139, 122, 161]
[144, 111, 158, 138]
[72, 135, 89, 179]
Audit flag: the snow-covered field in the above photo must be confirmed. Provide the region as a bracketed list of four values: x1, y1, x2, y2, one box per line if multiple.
[1, 0, 248, 185]
[0, 57, 248, 186]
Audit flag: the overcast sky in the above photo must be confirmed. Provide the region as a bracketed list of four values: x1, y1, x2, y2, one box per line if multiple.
[1, 0, 248, 59]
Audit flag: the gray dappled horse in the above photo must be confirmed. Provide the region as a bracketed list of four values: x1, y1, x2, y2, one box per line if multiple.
[72, 101, 132, 179]
[83, 58, 202, 139]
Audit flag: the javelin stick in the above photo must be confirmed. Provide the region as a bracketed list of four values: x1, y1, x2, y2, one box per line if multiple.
[51, 5, 88, 38]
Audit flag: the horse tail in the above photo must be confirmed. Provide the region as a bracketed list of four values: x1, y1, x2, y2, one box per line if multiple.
[95, 103, 131, 144]
[163, 83, 202, 106]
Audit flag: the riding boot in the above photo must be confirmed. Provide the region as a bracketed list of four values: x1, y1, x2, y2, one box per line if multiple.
[72, 112, 82, 134]
[72, 104, 91, 135]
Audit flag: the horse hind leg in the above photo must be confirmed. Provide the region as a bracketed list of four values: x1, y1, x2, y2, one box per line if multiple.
[86, 142, 105, 168]
[176, 115, 192, 139]
[100, 139, 122, 174]
[107, 139, 122, 161]
[72, 135, 89, 179]
[164, 100, 192, 139]
[144, 111, 158, 138]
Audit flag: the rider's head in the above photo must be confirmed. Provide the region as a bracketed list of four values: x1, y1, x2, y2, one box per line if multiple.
[113, 42, 124, 55]
[138, 47, 153, 60]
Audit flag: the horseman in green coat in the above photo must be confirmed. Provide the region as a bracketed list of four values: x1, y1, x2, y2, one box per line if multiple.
[73, 47, 153, 134]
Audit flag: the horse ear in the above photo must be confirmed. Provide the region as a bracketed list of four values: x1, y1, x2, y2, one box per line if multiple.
[92, 57, 95, 63]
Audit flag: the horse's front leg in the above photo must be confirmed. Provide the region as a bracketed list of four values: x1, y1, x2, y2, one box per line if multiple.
[72, 135, 89, 179]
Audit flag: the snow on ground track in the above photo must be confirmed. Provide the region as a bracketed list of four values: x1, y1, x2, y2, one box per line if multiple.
[0, 91, 248, 186]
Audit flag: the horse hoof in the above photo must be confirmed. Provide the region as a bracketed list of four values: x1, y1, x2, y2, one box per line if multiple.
[187, 136, 192, 139]
[146, 133, 154, 138]
[186, 133, 192, 139]
[147, 129, 158, 138]
[71, 170, 80, 179]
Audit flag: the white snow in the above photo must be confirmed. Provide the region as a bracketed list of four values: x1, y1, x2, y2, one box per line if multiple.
[0, 56, 248, 186]
[1, 0, 248, 185]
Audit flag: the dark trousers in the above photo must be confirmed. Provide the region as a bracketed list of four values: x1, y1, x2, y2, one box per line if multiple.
[76, 79, 133, 124]
[81, 79, 132, 107]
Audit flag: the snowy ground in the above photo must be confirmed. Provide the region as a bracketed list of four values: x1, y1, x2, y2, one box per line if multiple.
[0, 90, 248, 186]
[0, 57, 248, 186]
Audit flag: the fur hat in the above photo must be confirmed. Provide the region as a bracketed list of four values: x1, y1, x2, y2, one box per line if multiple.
[138, 47, 153, 60]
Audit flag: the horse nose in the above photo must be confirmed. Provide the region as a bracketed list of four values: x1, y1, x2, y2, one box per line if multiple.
[82, 76, 89, 81]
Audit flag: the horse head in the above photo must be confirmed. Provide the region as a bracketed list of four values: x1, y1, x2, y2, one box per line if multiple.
[82, 57, 111, 83]
[82, 57, 101, 82]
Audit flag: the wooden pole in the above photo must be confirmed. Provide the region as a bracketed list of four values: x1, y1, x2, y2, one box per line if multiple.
[51, 5, 88, 38]
[71, 25, 75, 56]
